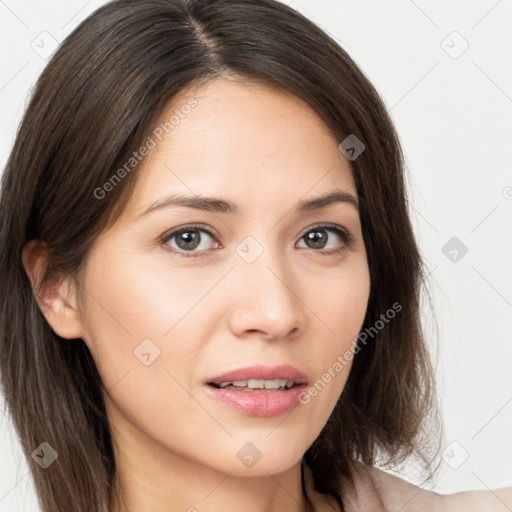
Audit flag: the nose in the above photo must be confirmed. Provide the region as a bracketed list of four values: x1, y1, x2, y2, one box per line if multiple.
[226, 243, 306, 341]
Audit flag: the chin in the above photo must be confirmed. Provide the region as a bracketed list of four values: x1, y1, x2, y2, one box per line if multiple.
[206, 433, 309, 477]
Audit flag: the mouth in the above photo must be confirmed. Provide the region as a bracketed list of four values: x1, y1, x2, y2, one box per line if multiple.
[204, 364, 309, 417]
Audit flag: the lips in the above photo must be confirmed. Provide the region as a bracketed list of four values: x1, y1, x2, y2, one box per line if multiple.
[204, 364, 309, 417]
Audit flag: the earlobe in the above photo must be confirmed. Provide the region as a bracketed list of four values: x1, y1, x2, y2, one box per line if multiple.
[21, 239, 85, 340]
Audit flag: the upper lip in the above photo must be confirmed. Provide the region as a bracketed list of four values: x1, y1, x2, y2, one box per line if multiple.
[206, 364, 309, 385]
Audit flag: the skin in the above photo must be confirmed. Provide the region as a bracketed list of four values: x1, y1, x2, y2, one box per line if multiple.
[21, 76, 512, 511]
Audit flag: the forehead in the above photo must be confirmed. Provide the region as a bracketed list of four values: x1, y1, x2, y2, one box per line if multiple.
[123, 77, 357, 219]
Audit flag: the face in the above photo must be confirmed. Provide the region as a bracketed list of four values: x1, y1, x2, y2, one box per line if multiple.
[75, 76, 370, 476]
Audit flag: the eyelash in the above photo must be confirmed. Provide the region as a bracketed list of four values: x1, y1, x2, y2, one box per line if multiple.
[159, 223, 354, 259]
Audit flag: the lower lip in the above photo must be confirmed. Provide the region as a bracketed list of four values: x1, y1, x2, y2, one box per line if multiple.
[204, 384, 308, 417]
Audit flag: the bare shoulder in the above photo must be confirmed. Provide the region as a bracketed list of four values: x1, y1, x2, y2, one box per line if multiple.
[342, 462, 512, 512]
[443, 485, 512, 512]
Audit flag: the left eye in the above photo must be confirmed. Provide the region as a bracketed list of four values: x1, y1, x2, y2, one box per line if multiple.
[296, 226, 349, 252]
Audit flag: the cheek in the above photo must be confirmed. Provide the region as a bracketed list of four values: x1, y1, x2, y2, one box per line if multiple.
[78, 246, 230, 399]
[299, 260, 370, 401]
[78, 255, 227, 458]
[310, 259, 371, 345]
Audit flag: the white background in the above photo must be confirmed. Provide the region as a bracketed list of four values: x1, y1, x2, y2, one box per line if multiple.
[1, 0, 511, 510]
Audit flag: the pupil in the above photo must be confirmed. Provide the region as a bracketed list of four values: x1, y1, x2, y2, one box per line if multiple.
[307, 230, 326, 249]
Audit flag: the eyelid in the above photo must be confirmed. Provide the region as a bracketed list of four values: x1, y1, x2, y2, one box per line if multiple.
[159, 223, 219, 244]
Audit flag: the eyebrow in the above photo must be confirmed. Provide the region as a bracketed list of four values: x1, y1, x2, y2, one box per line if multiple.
[137, 189, 359, 218]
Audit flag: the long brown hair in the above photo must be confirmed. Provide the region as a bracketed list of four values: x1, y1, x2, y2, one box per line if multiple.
[0, 0, 442, 510]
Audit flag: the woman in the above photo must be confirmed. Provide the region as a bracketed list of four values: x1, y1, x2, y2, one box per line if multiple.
[0, 0, 510, 511]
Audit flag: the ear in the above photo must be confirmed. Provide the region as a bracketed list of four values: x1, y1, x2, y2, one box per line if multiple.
[22, 239, 85, 340]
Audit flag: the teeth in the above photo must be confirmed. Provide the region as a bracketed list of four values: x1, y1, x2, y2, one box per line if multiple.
[218, 379, 295, 389]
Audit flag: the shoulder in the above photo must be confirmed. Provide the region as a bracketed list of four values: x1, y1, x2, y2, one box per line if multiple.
[340, 462, 444, 512]
[442, 486, 512, 512]
[341, 462, 512, 512]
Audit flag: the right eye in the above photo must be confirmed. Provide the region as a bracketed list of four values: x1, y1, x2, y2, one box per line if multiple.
[160, 225, 221, 258]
